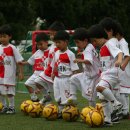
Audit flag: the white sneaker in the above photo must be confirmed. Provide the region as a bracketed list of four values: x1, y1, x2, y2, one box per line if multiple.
[112, 101, 123, 115]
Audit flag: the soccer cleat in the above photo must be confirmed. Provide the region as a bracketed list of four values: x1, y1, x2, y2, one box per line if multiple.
[6, 108, 15, 114]
[0, 107, 8, 114]
[111, 102, 123, 116]
[103, 121, 113, 127]
[39, 95, 52, 105]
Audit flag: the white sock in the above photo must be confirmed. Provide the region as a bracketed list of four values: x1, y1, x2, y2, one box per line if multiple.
[8, 96, 14, 108]
[102, 101, 112, 122]
[89, 100, 96, 107]
[58, 105, 64, 113]
[30, 93, 38, 101]
[120, 93, 128, 115]
[102, 88, 117, 103]
[0, 95, 7, 107]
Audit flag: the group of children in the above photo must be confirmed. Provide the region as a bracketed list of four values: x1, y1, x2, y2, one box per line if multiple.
[0, 18, 130, 127]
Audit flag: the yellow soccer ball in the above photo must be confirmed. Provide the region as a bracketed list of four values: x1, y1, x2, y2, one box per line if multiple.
[62, 105, 79, 122]
[95, 103, 104, 118]
[42, 104, 58, 120]
[80, 106, 95, 122]
[0, 102, 3, 111]
[20, 100, 33, 115]
[28, 102, 43, 117]
[86, 110, 104, 127]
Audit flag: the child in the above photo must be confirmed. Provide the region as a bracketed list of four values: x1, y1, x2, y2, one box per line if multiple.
[23, 33, 49, 101]
[0, 24, 23, 114]
[88, 24, 123, 126]
[51, 30, 79, 116]
[66, 28, 101, 107]
[116, 22, 130, 119]
[35, 21, 65, 104]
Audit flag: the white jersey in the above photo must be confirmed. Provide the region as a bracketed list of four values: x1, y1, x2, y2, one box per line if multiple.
[28, 49, 49, 74]
[0, 44, 23, 86]
[51, 49, 79, 77]
[100, 38, 122, 72]
[119, 38, 130, 91]
[82, 44, 101, 77]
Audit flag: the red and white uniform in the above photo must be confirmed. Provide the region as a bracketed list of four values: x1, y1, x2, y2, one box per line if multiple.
[119, 38, 130, 93]
[25, 49, 49, 89]
[51, 49, 79, 104]
[35, 43, 58, 93]
[97, 38, 122, 90]
[70, 44, 100, 101]
[0, 44, 23, 95]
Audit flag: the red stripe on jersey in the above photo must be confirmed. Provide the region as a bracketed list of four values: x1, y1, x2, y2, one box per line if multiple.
[44, 65, 52, 77]
[4, 46, 14, 56]
[100, 45, 111, 57]
[44, 50, 49, 58]
[0, 56, 4, 78]
[34, 58, 44, 71]
[54, 48, 59, 52]
[59, 53, 70, 63]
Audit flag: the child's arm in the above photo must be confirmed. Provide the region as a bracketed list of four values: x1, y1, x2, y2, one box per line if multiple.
[74, 58, 91, 65]
[17, 63, 24, 81]
[120, 56, 130, 71]
[115, 52, 123, 67]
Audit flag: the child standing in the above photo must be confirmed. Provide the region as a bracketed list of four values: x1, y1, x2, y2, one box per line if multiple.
[35, 21, 65, 104]
[66, 28, 101, 107]
[0, 24, 23, 114]
[51, 30, 79, 115]
[23, 33, 49, 101]
[88, 24, 123, 126]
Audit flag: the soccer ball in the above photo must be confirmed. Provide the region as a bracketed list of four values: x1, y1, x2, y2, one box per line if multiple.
[20, 100, 33, 115]
[80, 106, 95, 122]
[28, 102, 43, 117]
[95, 103, 104, 118]
[42, 104, 58, 120]
[62, 105, 79, 122]
[0, 102, 3, 111]
[86, 110, 104, 127]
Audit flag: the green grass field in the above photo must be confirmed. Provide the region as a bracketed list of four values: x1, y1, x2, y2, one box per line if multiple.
[0, 92, 130, 130]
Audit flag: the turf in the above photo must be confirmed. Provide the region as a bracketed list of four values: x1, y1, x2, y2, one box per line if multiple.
[0, 93, 130, 130]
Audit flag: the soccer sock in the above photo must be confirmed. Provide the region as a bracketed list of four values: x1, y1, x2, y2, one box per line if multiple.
[8, 96, 14, 109]
[102, 101, 111, 122]
[58, 105, 64, 113]
[101, 88, 118, 103]
[89, 100, 96, 107]
[30, 93, 38, 101]
[120, 93, 128, 115]
[126, 94, 129, 113]
[0, 95, 7, 107]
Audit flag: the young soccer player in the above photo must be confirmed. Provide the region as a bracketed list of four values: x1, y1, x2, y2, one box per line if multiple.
[65, 28, 100, 107]
[51, 30, 79, 115]
[23, 33, 49, 101]
[115, 22, 130, 119]
[88, 24, 123, 126]
[35, 21, 65, 104]
[0, 24, 23, 114]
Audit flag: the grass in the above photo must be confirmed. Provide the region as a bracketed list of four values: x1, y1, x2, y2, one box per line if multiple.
[0, 92, 130, 130]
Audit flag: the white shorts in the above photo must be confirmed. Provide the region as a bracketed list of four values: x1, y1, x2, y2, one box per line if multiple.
[25, 72, 41, 89]
[70, 73, 99, 101]
[39, 72, 53, 83]
[0, 85, 15, 95]
[119, 66, 130, 94]
[97, 67, 122, 89]
[53, 77, 70, 104]
[35, 76, 53, 93]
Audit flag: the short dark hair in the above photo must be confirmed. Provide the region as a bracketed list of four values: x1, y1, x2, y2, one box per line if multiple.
[99, 17, 118, 36]
[73, 28, 89, 40]
[48, 21, 65, 31]
[54, 30, 70, 41]
[0, 24, 12, 36]
[35, 32, 49, 42]
[88, 24, 108, 39]
[116, 22, 124, 36]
